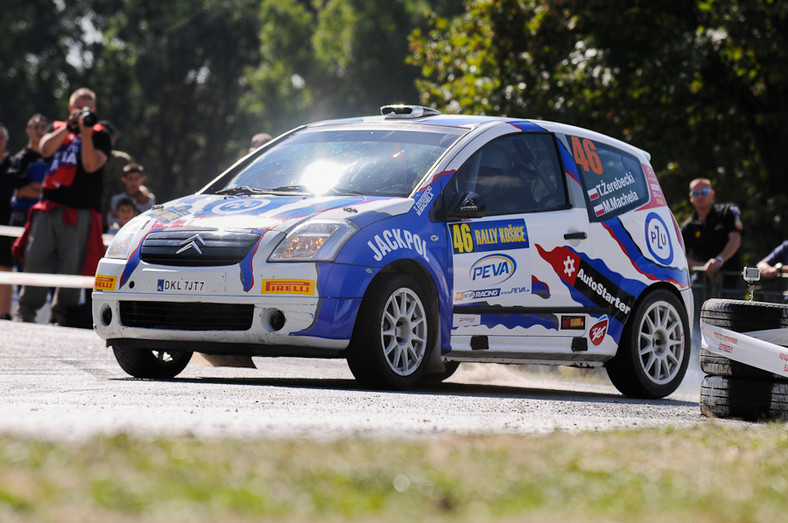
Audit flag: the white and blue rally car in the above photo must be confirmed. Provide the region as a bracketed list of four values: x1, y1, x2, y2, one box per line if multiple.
[93, 105, 692, 398]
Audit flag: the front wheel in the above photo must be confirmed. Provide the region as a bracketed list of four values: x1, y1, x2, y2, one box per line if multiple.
[605, 289, 690, 398]
[112, 346, 192, 379]
[347, 274, 434, 390]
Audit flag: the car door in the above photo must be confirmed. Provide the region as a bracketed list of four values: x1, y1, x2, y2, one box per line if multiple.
[444, 132, 595, 353]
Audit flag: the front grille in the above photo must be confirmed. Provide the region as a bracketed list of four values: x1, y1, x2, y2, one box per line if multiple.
[140, 229, 261, 266]
[120, 301, 254, 331]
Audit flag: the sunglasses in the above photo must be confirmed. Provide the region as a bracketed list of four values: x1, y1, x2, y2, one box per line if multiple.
[690, 188, 711, 197]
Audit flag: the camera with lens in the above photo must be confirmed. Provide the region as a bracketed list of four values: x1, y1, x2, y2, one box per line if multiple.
[78, 106, 98, 127]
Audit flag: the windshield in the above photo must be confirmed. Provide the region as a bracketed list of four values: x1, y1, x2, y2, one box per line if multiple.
[217, 125, 466, 197]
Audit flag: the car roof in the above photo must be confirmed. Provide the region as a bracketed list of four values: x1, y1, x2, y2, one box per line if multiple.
[308, 111, 651, 161]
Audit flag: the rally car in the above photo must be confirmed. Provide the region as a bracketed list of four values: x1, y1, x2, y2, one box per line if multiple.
[93, 104, 692, 398]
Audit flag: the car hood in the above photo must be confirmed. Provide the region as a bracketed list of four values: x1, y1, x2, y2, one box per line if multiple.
[143, 193, 415, 234]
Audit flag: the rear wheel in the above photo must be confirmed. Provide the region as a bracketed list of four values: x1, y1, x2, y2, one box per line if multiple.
[605, 289, 690, 398]
[347, 274, 433, 390]
[112, 346, 192, 379]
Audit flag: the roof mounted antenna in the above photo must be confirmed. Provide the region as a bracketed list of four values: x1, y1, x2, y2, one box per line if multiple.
[380, 105, 441, 119]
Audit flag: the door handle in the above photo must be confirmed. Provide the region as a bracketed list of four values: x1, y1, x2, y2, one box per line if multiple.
[564, 231, 588, 240]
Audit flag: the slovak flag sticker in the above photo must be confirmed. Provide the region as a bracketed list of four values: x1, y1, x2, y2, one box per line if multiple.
[587, 187, 599, 200]
[593, 204, 605, 217]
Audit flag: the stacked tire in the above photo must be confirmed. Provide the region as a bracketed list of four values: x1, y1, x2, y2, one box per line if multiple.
[699, 299, 788, 421]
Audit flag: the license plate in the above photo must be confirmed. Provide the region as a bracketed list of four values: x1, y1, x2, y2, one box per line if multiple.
[141, 269, 226, 295]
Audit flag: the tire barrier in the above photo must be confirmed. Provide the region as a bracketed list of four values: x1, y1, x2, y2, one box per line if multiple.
[699, 298, 788, 422]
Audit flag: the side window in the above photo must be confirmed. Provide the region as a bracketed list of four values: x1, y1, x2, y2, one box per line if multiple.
[450, 133, 567, 215]
[568, 135, 649, 222]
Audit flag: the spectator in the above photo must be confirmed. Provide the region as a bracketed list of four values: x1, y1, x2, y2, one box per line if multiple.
[108, 197, 138, 233]
[0, 123, 21, 320]
[13, 87, 111, 325]
[681, 178, 744, 297]
[756, 240, 788, 280]
[10, 114, 51, 228]
[249, 132, 272, 154]
[107, 162, 155, 228]
[98, 120, 134, 231]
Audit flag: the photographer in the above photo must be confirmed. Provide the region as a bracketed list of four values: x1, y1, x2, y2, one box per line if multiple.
[13, 87, 111, 325]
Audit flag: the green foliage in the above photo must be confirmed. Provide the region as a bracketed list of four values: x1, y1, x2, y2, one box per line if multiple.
[2, 0, 784, 256]
[410, 0, 788, 257]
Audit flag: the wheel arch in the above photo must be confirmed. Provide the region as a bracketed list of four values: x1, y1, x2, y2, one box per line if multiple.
[623, 281, 690, 336]
[378, 259, 440, 331]
[358, 258, 442, 353]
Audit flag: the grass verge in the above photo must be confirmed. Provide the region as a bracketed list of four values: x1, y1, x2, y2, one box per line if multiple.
[1, 423, 786, 522]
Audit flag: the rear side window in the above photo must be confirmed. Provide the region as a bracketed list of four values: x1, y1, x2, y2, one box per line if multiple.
[568, 135, 649, 222]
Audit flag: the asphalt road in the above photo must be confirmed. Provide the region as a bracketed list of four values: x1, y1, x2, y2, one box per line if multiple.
[0, 320, 723, 441]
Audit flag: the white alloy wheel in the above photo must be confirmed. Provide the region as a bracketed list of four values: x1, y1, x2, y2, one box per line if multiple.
[636, 300, 685, 385]
[380, 287, 428, 376]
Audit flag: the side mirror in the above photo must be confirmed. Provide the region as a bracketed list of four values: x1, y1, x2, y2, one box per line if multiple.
[447, 192, 486, 219]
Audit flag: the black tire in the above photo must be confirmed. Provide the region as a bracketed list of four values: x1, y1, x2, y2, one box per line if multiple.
[112, 346, 192, 379]
[346, 273, 434, 390]
[700, 299, 788, 333]
[422, 361, 461, 383]
[605, 289, 690, 398]
[700, 375, 788, 421]
[699, 347, 784, 380]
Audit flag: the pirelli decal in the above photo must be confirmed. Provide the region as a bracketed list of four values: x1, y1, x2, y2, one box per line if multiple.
[262, 279, 315, 295]
[94, 274, 117, 291]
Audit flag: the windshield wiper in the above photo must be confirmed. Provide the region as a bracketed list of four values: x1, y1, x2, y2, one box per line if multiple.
[270, 185, 310, 193]
[216, 185, 270, 195]
[326, 186, 367, 196]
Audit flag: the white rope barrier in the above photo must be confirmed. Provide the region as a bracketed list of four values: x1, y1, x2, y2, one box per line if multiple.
[0, 225, 23, 239]
[0, 226, 111, 289]
[0, 271, 95, 289]
[0, 224, 114, 245]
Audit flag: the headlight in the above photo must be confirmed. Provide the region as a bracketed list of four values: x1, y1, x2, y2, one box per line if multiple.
[105, 216, 148, 260]
[269, 219, 359, 262]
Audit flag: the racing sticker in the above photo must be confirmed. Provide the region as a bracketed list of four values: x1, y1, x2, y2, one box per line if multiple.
[94, 274, 117, 291]
[469, 254, 516, 285]
[537, 244, 634, 323]
[262, 279, 315, 295]
[645, 212, 674, 265]
[148, 204, 193, 224]
[570, 135, 648, 221]
[531, 275, 550, 299]
[207, 199, 271, 215]
[589, 315, 609, 346]
[561, 315, 586, 330]
[450, 219, 528, 254]
[367, 228, 430, 263]
[413, 185, 435, 216]
[450, 219, 531, 305]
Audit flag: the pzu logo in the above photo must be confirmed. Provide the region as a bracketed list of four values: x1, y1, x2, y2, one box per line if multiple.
[469, 254, 516, 285]
[645, 212, 673, 265]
